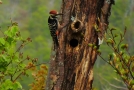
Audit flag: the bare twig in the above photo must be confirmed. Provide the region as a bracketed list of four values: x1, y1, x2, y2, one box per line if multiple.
[98, 74, 128, 90]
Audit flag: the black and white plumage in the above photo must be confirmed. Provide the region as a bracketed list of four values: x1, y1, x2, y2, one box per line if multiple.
[48, 10, 63, 49]
[48, 15, 59, 47]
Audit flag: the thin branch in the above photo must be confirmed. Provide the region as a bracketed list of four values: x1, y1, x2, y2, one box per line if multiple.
[98, 54, 115, 69]
[12, 63, 48, 82]
[98, 74, 128, 90]
[110, 30, 116, 44]
[12, 58, 27, 78]
[114, 77, 127, 86]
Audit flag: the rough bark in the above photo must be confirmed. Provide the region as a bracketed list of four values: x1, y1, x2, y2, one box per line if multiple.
[46, 0, 114, 90]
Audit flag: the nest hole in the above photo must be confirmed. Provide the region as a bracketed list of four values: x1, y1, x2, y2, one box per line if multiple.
[70, 39, 78, 47]
[74, 21, 81, 29]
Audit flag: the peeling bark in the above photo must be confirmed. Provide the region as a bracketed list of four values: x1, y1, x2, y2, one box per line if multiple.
[46, 0, 114, 90]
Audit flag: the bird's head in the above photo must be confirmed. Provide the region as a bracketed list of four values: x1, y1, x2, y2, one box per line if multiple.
[49, 10, 63, 17]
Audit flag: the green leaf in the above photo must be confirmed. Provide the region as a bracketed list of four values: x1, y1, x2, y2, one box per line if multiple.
[0, 79, 12, 90]
[5, 37, 14, 45]
[11, 25, 18, 33]
[110, 28, 116, 31]
[4, 30, 12, 37]
[0, 38, 5, 46]
[120, 69, 126, 75]
[121, 75, 127, 80]
[119, 51, 124, 56]
[106, 38, 114, 45]
[113, 70, 117, 73]
[88, 43, 94, 47]
[0, 55, 9, 66]
[97, 50, 101, 55]
[4, 25, 19, 37]
[19, 63, 26, 68]
[13, 54, 19, 63]
[120, 44, 128, 50]
[0, 67, 7, 72]
[0, 55, 11, 72]
[15, 81, 22, 89]
[93, 46, 97, 49]
[0, 73, 4, 78]
[108, 53, 113, 60]
[12, 81, 22, 90]
[130, 80, 134, 85]
[11, 25, 19, 36]
[123, 54, 130, 60]
[7, 68, 15, 75]
[0, 79, 22, 90]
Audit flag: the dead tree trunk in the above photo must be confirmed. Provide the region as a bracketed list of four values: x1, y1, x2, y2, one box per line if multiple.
[46, 0, 114, 90]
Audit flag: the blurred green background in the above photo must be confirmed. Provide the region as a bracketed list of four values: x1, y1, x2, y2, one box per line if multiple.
[0, 0, 134, 90]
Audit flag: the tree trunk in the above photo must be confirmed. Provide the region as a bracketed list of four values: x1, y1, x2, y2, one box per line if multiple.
[46, 0, 114, 90]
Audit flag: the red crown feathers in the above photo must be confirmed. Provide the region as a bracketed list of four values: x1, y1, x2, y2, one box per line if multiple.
[49, 10, 58, 14]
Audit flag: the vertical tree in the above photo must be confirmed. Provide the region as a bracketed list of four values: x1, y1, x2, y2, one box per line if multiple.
[46, 0, 114, 90]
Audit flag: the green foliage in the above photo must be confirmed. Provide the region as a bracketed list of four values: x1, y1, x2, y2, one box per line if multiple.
[99, 27, 134, 90]
[94, 1, 134, 88]
[0, 22, 48, 90]
[0, 79, 22, 90]
[0, 0, 62, 89]
[0, 23, 24, 89]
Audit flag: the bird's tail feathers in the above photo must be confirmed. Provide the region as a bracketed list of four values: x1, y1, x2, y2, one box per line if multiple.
[53, 37, 59, 50]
